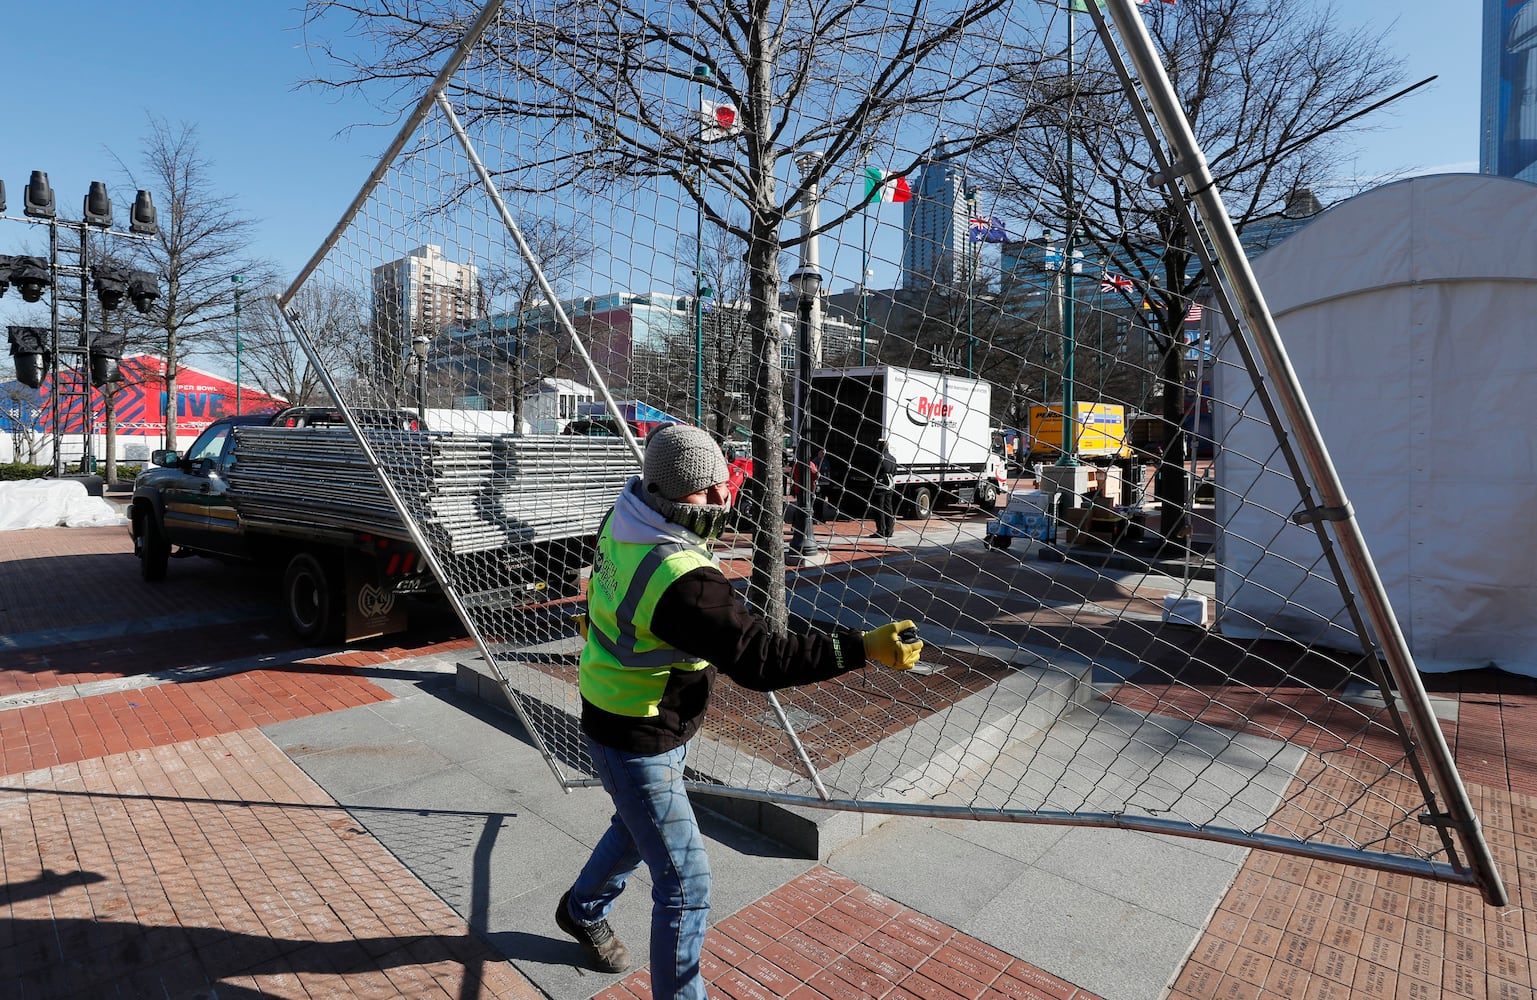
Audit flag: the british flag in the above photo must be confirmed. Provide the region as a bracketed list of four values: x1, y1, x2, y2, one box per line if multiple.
[1099, 272, 1134, 294]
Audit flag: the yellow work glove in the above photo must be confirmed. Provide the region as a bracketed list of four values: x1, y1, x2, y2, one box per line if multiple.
[863, 620, 923, 670]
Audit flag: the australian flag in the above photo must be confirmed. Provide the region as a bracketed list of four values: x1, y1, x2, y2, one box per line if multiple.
[968, 216, 1009, 243]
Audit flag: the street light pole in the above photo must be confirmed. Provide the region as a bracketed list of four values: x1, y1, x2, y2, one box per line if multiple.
[231, 274, 244, 415]
[786, 268, 823, 564]
[411, 334, 430, 422]
[965, 186, 978, 379]
[1058, 10, 1080, 469]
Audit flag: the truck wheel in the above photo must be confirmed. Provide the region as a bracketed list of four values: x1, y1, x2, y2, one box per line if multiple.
[908, 486, 934, 519]
[976, 481, 999, 509]
[137, 515, 170, 582]
[284, 552, 343, 644]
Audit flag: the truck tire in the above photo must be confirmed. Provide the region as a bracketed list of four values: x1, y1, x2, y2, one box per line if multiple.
[976, 481, 999, 509]
[908, 486, 934, 519]
[284, 552, 343, 644]
[137, 514, 170, 582]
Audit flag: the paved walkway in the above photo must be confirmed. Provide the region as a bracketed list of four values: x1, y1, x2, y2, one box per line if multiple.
[1, 521, 1532, 999]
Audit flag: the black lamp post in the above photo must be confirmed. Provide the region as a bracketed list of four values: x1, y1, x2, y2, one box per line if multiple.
[786, 268, 822, 563]
[411, 334, 430, 421]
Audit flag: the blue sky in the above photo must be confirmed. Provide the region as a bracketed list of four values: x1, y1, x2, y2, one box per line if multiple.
[0, 2, 1482, 296]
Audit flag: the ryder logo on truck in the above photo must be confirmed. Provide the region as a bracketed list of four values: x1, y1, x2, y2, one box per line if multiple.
[904, 395, 960, 428]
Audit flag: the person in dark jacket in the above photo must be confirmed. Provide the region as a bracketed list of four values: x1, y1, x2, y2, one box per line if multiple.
[556, 424, 922, 999]
[872, 437, 899, 538]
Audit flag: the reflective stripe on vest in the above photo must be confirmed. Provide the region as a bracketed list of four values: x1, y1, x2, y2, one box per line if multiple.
[579, 517, 716, 717]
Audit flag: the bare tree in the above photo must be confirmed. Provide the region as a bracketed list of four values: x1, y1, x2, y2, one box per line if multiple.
[475, 219, 593, 428]
[232, 280, 373, 408]
[302, 0, 1029, 623]
[2, 384, 44, 464]
[113, 116, 270, 449]
[981, 0, 1403, 545]
[669, 222, 755, 439]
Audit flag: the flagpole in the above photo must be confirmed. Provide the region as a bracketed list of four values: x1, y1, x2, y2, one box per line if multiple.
[965, 186, 977, 379]
[861, 175, 870, 366]
[693, 66, 711, 428]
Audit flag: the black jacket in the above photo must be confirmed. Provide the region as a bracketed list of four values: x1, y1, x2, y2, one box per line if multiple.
[581, 565, 867, 754]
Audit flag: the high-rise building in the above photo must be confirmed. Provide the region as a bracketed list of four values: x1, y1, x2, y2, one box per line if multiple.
[1482, 0, 1537, 180]
[371, 245, 483, 359]
[901, 147, 972, 290]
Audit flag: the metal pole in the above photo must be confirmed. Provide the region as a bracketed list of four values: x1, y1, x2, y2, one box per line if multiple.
[48, 220, 63, 477]
[860, 206, 869, 365]
[1099, 0, 1506, 907]
[78, 227, 96, 476]
[1057, 10, 1078, 468]
[788, 293, 818, 559]
[232, 274, 244, 415]
[965, 188, 977, 378]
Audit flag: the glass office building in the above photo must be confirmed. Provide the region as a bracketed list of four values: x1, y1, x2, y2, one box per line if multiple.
[1483, 0, 1537, 180]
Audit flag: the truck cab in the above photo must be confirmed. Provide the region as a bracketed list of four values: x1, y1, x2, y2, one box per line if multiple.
[132, 413, 280, 575]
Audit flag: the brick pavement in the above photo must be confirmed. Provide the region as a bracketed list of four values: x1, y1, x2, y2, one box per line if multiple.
[3, 522, 1533, 999]
[1, 523, 1105, 999]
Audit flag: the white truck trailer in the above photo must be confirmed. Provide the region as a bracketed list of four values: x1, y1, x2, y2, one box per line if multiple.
[808, 365, 1004, 518]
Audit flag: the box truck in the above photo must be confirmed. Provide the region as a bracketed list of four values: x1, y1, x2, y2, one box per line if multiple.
[1025, 402, 1131, 463]
[808, 365, 1006, 518]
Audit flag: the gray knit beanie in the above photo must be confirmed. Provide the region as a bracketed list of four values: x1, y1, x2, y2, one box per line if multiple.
[642, 424, 730, 503]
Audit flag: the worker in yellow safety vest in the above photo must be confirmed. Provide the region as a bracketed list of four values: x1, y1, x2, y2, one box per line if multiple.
[555, 423, 922, 999]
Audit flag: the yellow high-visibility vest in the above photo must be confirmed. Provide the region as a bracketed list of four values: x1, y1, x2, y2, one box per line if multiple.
[579, 517, 715, 717]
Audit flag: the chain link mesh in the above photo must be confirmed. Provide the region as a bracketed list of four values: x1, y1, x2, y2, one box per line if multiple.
[277, 0, 1500, 900]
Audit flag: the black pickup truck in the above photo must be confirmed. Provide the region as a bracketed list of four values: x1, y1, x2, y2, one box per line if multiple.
[129, 406, 634, 644]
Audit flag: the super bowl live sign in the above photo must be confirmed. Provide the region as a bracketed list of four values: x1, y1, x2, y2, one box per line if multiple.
[904, 394, 960, 429]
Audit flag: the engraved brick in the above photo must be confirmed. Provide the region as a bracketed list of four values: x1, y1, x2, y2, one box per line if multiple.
[1229, 947, 1272, 988]
[1171, 962, 1222, 999]
[1310, 944, 1357, 986]
[1264, 961, 1310, 998]
[1277, 932, 1314, 970]
[1352, 960, 1396, 999]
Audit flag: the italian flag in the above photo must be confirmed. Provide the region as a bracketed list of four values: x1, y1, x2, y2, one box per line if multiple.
[865, 167, 912, 204]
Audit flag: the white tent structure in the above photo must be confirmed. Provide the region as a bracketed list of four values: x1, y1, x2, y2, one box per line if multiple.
[1214, 173, 1537, 678]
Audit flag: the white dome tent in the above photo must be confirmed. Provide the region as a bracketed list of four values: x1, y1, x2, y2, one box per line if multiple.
[1214, 173, 1537, 678]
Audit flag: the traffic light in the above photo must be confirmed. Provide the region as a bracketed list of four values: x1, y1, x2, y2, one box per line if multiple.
[88, 326, 127, 386]
[7, 325, 51, 389]
[83, 181, 113, 227]
[7, 256, 51, 302]
[128, 270, 160, 313]
[23, 170, 54, 219]
[91, 264, 132, 311]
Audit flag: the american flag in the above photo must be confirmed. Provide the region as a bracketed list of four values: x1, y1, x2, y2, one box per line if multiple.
[1185, 304, 1204, 323]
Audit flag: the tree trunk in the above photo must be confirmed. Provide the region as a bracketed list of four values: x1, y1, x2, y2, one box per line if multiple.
[745, 229, 786, 627]
[164, 344, 179, 452]
[104, 388, 118, 485]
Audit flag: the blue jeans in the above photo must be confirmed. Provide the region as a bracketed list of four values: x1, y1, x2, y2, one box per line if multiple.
[569, 736, 711, 1000]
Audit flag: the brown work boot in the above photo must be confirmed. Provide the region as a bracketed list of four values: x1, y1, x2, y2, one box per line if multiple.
[556, 890, 631, 973]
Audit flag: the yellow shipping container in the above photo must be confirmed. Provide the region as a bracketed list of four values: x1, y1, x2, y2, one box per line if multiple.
[1026, 403, 1131, 461]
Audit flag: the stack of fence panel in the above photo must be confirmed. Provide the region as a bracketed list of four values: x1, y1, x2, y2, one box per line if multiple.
[227, 427, 638, 556]
[489, 436, 637, 543]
